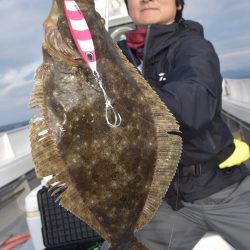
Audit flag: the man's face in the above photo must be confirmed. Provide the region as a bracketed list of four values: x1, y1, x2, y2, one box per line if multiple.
[127, 0, 180, 27]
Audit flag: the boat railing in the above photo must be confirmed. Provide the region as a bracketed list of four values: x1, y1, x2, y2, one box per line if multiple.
[0, 125, 31, 164]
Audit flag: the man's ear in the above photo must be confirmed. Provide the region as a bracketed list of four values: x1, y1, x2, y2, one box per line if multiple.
[177, 5, 182, 11]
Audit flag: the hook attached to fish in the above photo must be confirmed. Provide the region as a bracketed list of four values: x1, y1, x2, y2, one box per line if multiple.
[63, 0, 122, 128]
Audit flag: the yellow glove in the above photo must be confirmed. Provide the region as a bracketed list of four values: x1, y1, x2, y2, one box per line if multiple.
[219, 139, 250, 169]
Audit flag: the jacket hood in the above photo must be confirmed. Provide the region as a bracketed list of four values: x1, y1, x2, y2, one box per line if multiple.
[182, 20, 204, 37]
[149, 19, 204, 38]
[144, 19, 204, 63]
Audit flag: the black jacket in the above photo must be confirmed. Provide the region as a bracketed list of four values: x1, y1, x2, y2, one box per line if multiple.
[118, 20, 249, 202]
[118, 20, 233, 166]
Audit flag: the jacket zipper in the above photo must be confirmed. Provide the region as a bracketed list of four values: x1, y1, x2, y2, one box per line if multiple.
[142, 25, 151, 77]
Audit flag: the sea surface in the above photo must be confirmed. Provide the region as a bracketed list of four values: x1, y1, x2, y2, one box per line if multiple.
[0, 120, 29, 133]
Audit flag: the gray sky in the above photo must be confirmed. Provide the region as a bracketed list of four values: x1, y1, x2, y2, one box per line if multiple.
[0, 0, 249, 126]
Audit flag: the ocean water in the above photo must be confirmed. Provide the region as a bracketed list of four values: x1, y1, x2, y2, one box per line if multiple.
[0, 120, 29, 133]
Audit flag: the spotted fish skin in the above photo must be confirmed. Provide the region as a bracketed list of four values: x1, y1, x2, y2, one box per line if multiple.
[30, 0, 182, 249]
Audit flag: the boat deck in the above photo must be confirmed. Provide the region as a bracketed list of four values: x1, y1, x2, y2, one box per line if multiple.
[0, 171, 40, 249]
[2, 166, 248, 250]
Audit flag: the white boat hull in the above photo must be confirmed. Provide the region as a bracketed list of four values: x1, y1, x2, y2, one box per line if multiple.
[0, 126, 35, 188]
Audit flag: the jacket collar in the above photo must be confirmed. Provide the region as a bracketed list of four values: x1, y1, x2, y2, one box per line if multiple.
[143, 22, 181, 66]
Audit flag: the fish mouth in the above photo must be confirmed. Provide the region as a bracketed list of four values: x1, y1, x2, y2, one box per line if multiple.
[44, 23, 81, 63]
[43, 1, 81, 62]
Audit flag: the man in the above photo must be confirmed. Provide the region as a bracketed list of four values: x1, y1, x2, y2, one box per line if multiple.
[113, 0, 250, 249]
[119, 0, 250, 250]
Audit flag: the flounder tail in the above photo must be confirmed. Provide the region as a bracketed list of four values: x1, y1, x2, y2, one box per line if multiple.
[108, 237, 149, 250]
[128, 240, 149, 250]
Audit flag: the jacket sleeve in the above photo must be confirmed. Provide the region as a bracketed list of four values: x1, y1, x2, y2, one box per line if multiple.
[154, 37, 223, 137]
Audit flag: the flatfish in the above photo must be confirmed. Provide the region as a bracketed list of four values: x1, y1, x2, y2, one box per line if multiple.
[30, 0, 182, 249]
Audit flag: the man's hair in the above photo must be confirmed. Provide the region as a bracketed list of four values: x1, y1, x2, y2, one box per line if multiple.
[176, 0, 185, 22]
[124, 0, 185, 22]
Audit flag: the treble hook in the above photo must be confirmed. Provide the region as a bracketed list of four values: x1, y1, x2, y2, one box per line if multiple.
[93, 71, 122, 128]
[105, 99, 122, 128]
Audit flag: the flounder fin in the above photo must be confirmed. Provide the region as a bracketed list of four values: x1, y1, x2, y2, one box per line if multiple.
[135, 107, 182, 230]
[115, 43, 182, 230]
[29, 76, 64, 177]
[29, 74, 111, 242]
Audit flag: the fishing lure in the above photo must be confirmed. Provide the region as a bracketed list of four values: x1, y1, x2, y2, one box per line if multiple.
[64, 0, 122, 128]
